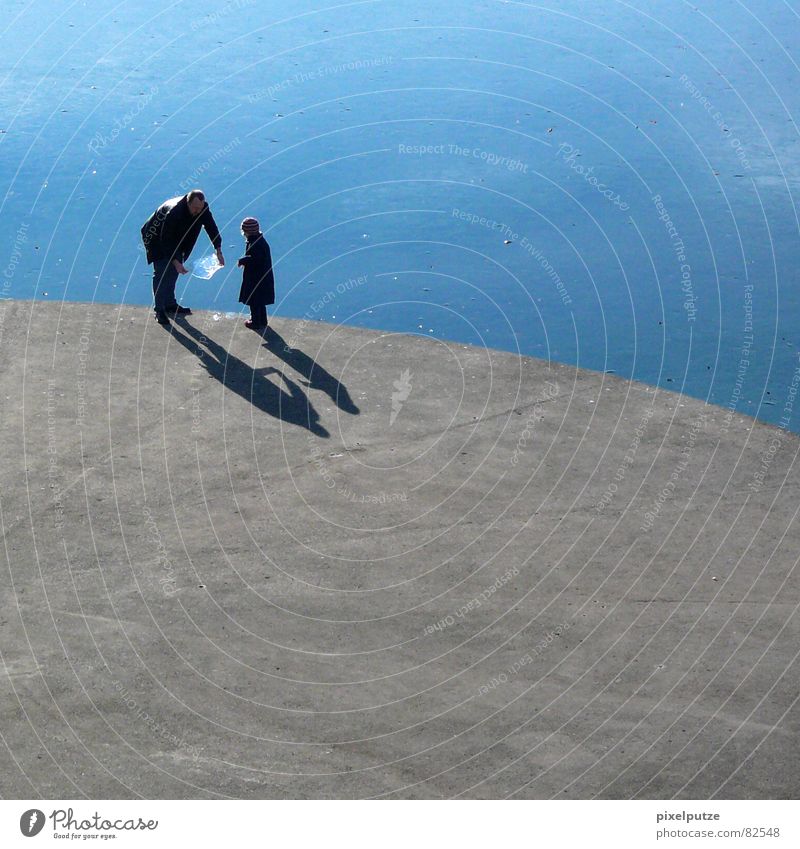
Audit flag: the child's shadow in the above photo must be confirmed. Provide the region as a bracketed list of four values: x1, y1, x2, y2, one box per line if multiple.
[263, 327, 360, 416]
[169, 320, 330, 437]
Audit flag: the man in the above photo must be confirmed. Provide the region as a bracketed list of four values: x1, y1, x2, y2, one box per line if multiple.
[141, 189, 225, 324]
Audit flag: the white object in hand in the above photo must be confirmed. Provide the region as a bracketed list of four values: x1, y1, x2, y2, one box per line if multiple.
[191, 254, 223, 279]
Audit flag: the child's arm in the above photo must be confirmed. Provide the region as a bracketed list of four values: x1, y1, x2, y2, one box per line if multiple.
[237, 245, 253, 268]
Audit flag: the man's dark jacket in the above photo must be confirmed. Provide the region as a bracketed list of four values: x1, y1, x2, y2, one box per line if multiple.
[141, 195, 221, 265]
[238, 235, 275, 306]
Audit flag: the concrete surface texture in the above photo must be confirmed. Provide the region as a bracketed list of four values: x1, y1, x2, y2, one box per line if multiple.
[0, 298, 798, 799]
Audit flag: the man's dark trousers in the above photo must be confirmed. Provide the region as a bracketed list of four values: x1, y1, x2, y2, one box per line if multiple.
[152, 257, 180, 312]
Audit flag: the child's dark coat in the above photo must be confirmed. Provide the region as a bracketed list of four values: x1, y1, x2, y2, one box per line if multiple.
[238, 234, 275, 306]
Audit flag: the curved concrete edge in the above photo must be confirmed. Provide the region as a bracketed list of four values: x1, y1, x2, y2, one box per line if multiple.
[1, 299, 798, 799]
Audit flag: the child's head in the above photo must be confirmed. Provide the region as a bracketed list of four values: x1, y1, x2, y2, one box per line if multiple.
[241, 217, 260, 239]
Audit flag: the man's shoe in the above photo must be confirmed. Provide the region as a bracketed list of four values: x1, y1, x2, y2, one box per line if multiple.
[155, 310, 170, 325]
[244, 320, 266, 330]
[165, 304, 192, 315]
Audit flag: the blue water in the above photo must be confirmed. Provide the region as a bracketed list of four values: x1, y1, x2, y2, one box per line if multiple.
[2, 0, 799, 429]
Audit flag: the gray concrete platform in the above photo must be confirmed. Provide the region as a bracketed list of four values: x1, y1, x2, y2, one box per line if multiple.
[0, 299, 798, 799]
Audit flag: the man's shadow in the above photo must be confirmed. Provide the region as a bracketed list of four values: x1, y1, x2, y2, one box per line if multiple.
[167, 320, 330, 437]
[263, 327, 360, 416]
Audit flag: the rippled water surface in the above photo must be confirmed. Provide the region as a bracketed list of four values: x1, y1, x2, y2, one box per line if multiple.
[1, 0, 799, 428]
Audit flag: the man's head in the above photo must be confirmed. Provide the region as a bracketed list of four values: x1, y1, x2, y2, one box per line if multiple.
[186, 189, 206, 216]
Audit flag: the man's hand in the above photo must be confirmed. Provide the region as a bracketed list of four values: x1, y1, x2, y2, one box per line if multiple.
[216, 249, 225, 267]
[172, 259, 189, 275]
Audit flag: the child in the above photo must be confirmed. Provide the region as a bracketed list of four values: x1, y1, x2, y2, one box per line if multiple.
[237, 217, 275, 329]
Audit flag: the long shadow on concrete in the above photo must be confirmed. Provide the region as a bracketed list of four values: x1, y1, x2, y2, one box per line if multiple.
[263, 326, 360, 416]
[167, 319, 330, 437]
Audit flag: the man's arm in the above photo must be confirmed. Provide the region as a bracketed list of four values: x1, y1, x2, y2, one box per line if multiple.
[202, 208, 225, 266]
